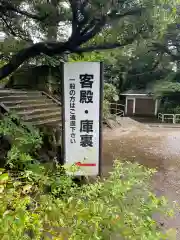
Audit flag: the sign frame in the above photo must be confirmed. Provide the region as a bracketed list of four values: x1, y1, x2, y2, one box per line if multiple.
[61, 62, 104, 176]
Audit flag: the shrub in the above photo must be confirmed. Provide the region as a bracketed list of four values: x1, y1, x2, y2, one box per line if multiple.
[0, 114, 42, 169]
[103, 99, 111, 119]
[0, 114, 176, 239]
[0, 161, 176, 240]
[103, 83, 119, 120]
[174, 105, 180, 114]
[159, 104, 180, 114]
[104, 83, 119, 103]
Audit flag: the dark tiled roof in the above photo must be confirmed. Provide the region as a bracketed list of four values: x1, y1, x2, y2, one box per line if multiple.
[120, 89, 153, 95]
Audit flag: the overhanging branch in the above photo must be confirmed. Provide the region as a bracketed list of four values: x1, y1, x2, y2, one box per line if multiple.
[78, 17, 106, 45]
[0, 1, 147, 81]
[0, 0, 47, 21]
[107, 7, 142, 19]
[1, 15, 17, 37]
[0, 41, 70, 80]
[69, 0, 79, 37]
[74, 42, 132, 53]
[74, 30, 142, 53]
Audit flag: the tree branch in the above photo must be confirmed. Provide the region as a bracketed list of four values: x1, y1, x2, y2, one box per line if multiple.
[77, 0, 90, 30]
[74, 30, 142, 53]
[0, 1, 146, 80]
[69, 0, 79, 38]
[107, 7, 142, 20]
[0, 29, 140, 81]
[0, 0, 47, 21]
[153, 42, 180, 61]
[77, 7, 142, 47]
[69, 0, 91, 40]
[1, 15, 17, 37]
[73, 42, 130, 53]
[78, 17, 106, 45]
[0, 41, 70, 80]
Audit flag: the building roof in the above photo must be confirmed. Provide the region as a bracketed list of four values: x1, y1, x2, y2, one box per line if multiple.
[120, 89, 154, 96]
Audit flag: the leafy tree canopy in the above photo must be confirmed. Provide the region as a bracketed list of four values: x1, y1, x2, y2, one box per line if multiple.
[0, 0, 176, 80]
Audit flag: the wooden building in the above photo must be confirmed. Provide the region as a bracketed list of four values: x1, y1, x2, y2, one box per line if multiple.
[120, 90, 159, 116]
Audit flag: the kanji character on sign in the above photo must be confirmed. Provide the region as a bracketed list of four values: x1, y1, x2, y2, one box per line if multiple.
[70, 126, 76, 132]
[70, 114, 76, 121]
[70, 120, 76, 127]
[80, 90, 93, 103]
[80, 120, 93, 133]
[80, 74, 94, 88]
[80, 134, 93, 147]
[70, 83, 75, 89]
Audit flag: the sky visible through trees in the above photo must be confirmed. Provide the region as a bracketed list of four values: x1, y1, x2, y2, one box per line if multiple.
[0, 0, 176, 82]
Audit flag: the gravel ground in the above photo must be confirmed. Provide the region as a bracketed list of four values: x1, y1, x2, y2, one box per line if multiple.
[102, 126, 180, 239]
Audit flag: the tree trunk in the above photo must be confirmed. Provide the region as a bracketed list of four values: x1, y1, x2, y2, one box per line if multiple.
[47, 0, 59, 41]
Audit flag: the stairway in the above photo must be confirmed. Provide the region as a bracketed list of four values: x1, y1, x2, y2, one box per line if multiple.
[0, 89, 62, 127]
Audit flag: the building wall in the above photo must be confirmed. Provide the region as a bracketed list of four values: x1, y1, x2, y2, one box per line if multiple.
[135, 98, 155, 115]
[125, 95, 158, 116]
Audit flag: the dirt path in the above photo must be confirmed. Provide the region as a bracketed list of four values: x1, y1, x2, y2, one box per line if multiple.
[102, 126, 180, 239]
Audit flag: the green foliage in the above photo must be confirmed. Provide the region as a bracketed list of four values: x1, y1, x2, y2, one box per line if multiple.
[0, 162, 176, 240]
[173, 105, 180, 113]
[69, 40, 174, 97]
[0, 60, 9, 84]
[103, 83, 119, 119]
[0, 37, 27, 56]
[1, 0, 176, 64]
[69, 52, 105, 62]
[0, 114, 42, 168]
[159, 101, 180, 114]
[0, 115, 176, 239]
[0, 0, 178, 89]
[0, 170, 42, 240]
[154, 80, 180, 97]
[103, 99, 111, 120]
[104, 83, 119, 102]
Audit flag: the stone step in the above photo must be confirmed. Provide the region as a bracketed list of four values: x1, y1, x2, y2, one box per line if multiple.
[3, 98, 53, 106]
[23, 111, 61, 121]
[0, 95, 47, 102]
[0, 92, 42, 98]
[0, 89, 62, 127]
[17, 107, 61, 116]
[31, 117, 62, 126]
[0, 89, 41, 95]
[8, 102, 58, 111]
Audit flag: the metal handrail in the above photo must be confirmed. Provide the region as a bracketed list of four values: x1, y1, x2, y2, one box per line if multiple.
[108, 103, 125, 107]
[106, 102, 125, 117]
[158, 113, 180, 124]
[42, 91, 61, 106]
[0, 102, 10, 113]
